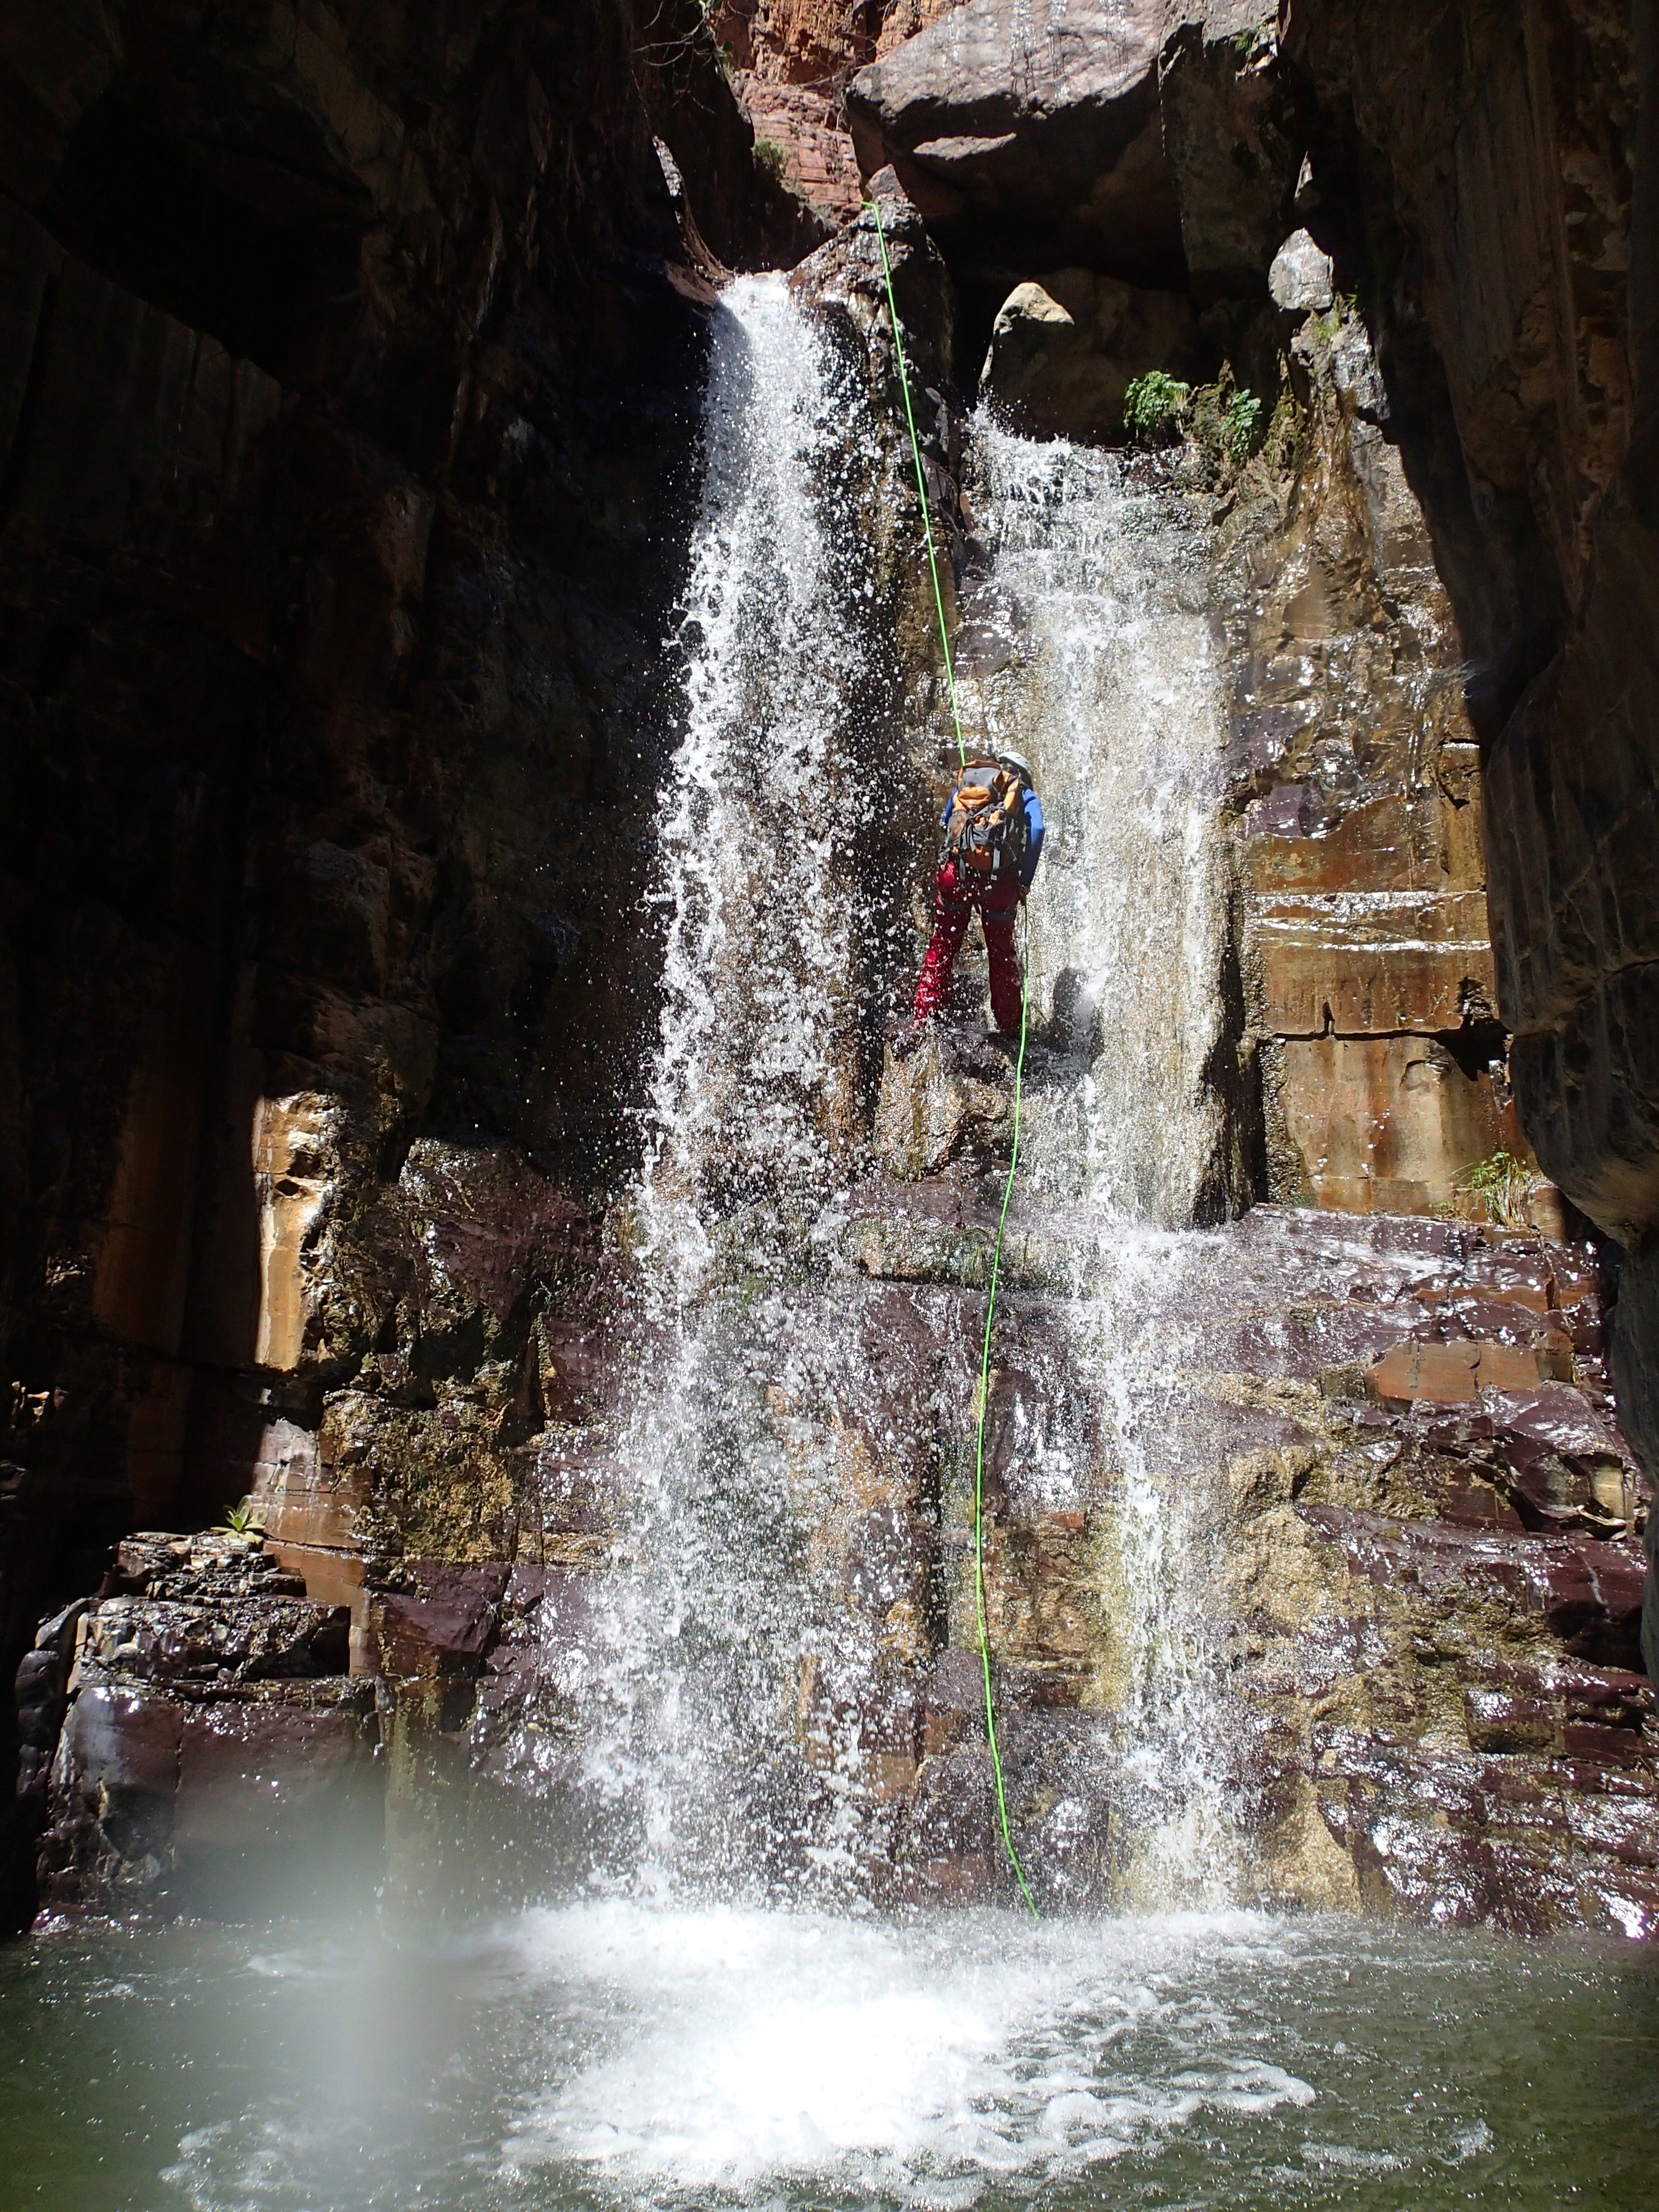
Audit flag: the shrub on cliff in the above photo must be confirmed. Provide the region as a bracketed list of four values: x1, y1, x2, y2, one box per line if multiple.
[1123, 370, 1191, 439]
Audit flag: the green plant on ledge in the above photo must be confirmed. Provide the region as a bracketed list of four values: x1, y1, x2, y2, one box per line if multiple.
[1455, 1148, 1536, 1229]
[1222, 389, 1263, 461]
[214, 1497, 267, 1538]
[754, 134, 788, 179]
[1123, 369, 1191, 439]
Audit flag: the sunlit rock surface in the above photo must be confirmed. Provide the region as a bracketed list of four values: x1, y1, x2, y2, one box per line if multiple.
[1279, 0, 1659, 1693]
[705, 0, 964, 218]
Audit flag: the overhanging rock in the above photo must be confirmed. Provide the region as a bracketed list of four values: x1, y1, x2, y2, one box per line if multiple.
[845, 0, 1183, 291]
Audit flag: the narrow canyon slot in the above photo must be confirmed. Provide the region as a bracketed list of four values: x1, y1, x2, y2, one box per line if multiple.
[1, 5, 1656, 2209]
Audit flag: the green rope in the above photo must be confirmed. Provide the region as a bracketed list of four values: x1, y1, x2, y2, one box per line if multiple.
[866, 198, 967, 769]
[971, 925, 1040, 1920]
[867, 193, 1038, 1918]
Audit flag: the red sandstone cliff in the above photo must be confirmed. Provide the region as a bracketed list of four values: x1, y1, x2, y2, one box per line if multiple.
[710, 0, 966, 214]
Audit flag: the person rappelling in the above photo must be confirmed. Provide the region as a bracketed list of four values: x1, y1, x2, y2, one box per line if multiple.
[867, 192, 1043, 1914]
[896, 749, 1045, 1051]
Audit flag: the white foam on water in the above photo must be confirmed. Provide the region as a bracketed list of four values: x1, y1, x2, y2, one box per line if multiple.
[502, 1899, 1314, 2198]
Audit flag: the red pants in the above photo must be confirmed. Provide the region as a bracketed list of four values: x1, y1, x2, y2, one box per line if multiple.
[913, 859, 1024, 1033]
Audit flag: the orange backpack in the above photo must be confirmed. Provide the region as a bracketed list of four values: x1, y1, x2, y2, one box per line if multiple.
[942, 760, 1031, 882]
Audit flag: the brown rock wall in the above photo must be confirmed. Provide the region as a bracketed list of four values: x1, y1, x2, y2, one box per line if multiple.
[1217, 294, 1513, 1218]
[1280, 0, 1659, 1694]
[709, 1, 966, 216]
[0, 0, 800, 1927]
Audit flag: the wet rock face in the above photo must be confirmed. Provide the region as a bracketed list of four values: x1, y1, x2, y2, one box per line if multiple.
[0, 0, 800, 1925]
[284, 1155, 1653, 1935]
[27, 1534, 378, 1919]
[816, 1176, 1653, 1933]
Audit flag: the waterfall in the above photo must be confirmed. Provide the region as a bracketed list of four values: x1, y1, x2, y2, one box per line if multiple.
[561, 281, 1240, 1912]
[966, 418, 1242, 1903]
[966, 421, 1235, 1226]
[636, 274, 868, 1289]
[579, 274, 878, 1895]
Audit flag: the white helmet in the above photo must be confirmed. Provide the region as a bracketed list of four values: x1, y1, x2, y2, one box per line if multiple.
[997, 748, 1034, 784]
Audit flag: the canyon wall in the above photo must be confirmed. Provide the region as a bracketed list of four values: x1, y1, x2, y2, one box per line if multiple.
[1277, 0, 1659, 1664]
[0, 0, 809, 1928]
[6, 1, 1657, 1932]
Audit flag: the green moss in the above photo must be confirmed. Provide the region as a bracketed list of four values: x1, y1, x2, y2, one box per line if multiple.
[1455, 1149, 1538, 1229]
[1222, 390, 1263, 461]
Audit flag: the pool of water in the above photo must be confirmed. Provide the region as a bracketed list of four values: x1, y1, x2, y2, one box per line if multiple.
[3, 1900, 1655, 2211]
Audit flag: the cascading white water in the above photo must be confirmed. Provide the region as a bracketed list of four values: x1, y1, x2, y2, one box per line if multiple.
[964, 417, 1242, 1901]
[966, 420, 1234, 1225]
[1052, 1243, 1242, 1907]
[582, 274, 877, 1893]
[566, 286, 1240, 1912]
[637, 274, 868, 1290]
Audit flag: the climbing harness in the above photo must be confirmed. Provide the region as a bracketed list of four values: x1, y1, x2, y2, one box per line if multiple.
[868, 194, 1040, 1919]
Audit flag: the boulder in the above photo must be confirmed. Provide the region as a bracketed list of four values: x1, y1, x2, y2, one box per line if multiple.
[979, 270, 1200, 440]
[846, 0, 1183, 288]
[30, 1531, 379, 1918]
[1268, 228, 1335, 313]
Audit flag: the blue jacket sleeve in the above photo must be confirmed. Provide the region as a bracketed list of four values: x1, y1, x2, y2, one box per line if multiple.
[1021, 789, 1045, 888]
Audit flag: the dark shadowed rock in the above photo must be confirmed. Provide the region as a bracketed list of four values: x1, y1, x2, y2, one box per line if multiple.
[1157, 5, 1298, 309]
[847, 0, 1183, 287]
[31, 1532, 378, 1918]
[980, 271, 1200, 439]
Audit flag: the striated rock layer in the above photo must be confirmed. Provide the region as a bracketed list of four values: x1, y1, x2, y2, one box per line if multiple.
[1277, 0, 1659, 1674]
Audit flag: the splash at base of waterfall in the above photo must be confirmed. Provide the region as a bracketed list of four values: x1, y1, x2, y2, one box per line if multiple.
[504, 1901, 1313, 2193]
[19, 1903, 1650, 2212]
